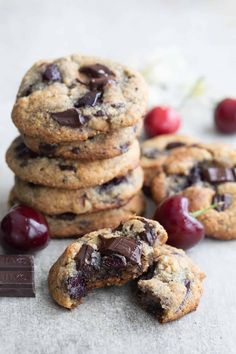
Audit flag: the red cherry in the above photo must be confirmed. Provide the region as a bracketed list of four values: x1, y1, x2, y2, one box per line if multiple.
[214, 98, 236, 134]
[154, 195, 204, 250]
[0, 205, 50, 252]
[144, 106, 181, 137]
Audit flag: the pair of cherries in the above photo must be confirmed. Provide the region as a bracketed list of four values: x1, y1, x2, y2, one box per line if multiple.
[144, 98, 236, 137]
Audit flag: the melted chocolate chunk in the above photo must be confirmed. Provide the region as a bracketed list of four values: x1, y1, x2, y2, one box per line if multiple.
[79, 64, 114, 78]
[66, 274, 86, 299]
[15, 142, 38, 159]
[51, 109, 89, 128]
[212, 193, 232, 211]
[71, 147, 80, 155]
[102, 254, 127, 271]
[75, 91, 102, 108]
[138, 221, 157, 246]
[98, 176, 127, 192]
[187, 165, 202, 185]
[142, 148, 161, 159]
[165, 141, 186, 150]
[59, 164, 77, 172]
[75, 244, 101, 271]
[42, 64, 61, 82]
[39, 143, 58, 155]
[202, 167, 235, 183]
[139, 263, 156, 280]
[99, 235, 141, 265]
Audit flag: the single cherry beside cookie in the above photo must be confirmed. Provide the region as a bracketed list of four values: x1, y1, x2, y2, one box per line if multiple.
[153, 195, 204, 249]
[144, 106, 181, 137]
[0, 205, 50, 252]
[214, 98, 236, 134]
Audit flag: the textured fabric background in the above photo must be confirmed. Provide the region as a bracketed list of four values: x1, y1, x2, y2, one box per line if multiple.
[0, 1, 236, 353]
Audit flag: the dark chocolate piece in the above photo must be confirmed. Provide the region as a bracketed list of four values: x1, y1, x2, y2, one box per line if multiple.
[138, 221, 157, 246]
[15, 142, 38, 160]
[102, 254, 127, 270]
[79, 64, 114, 78]
[99, 236, 141, 265]
[75, 244, 101, 271]
[165, 142, 186, 150]
[59, 164, 77, 172]
[66, 274, 86, 299]
[51, 213, 76, 221]
[98, 176, 127, 192]
[0, 255, 35, 297]
[142, 148, 161, 159]
[139, 263, 156, 280]
[51, 109, 89, 128]
[42, 64, 61, 82]
[71, 147, 80, 155]
[202, 167, 235, 183]
[212, 193, 232, 211]
[39, 143, 58, 155]
[188, 164, 202, 185]
[75, 91, 102, 108]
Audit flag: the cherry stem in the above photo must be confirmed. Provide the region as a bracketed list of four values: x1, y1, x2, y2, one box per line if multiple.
[190, 202, 221, 218]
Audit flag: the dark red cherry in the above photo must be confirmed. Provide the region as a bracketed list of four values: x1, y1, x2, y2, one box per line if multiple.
[0, 205, 50, 252]
[144, 106, 181, 137]
[154, 195, 204, 249]
[214, 98, 236, 134]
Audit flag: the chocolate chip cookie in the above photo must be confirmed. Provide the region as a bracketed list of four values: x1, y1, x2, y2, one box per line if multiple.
[12, 55, 148, 143]
[22, 122, 142, 160]
[151, 143, 236, 240]
[48, 216, 168, 308]
[6, 137, 140, 189]
[136, 244, 205, 323]
[141, 134, 197, 187]
[10, 191, 146, 237]
[13, 166, 143, 215]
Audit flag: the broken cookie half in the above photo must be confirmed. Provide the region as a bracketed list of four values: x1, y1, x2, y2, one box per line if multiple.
[48, 216, 168, 309]
[136, 244, 205, 323]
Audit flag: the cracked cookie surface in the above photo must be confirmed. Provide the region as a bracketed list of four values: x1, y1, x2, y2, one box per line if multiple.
[12, 54, 148, 143]
[136, 244, 205, 323]
[151, 143, 236, 240]
[48, 216, 167, 308]
[6, 137, 140, 189]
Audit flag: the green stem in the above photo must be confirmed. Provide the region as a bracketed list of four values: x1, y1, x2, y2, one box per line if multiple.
[190, 203, 220, 218]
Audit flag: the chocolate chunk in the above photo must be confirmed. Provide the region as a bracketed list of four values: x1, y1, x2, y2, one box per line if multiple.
[98, 176, 127, 192]
[59, 164, 76, 172]
[71, 147, 80, 155]
[75, 244, 101, 271]
[138, 222, 157, 246]
[0, 255, 35, 297]
[42, 64, 61, 82]
[188, 165, 202, 185]
[52, 213, 76, 221]
[89, 77, 113, 90]
[75, 91, 102, 108]
[102, 254, 127, 270]
[142, 148, 161, 159]
[212, 193, 232, 211]
[66, 274, 86, 299]
[99, 236, 141, 265]
[94, 110, 105, 117]
[202, 167, 235, 183]
[79, 64, 114, 78]
[177, 279, 192, 312]
[39, 143, 58, 155]
[139, 263, 156, 280]
[51, 109, 89, 128]
[165, 142, 186, 150]
[15, 142, 38, 159]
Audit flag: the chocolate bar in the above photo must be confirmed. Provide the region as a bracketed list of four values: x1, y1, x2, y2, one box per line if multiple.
[202, 167, 235, 183]
[0, 255, 35, 297]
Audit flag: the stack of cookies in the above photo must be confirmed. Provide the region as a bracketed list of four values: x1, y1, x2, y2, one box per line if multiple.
[6, 54, 148, 238]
